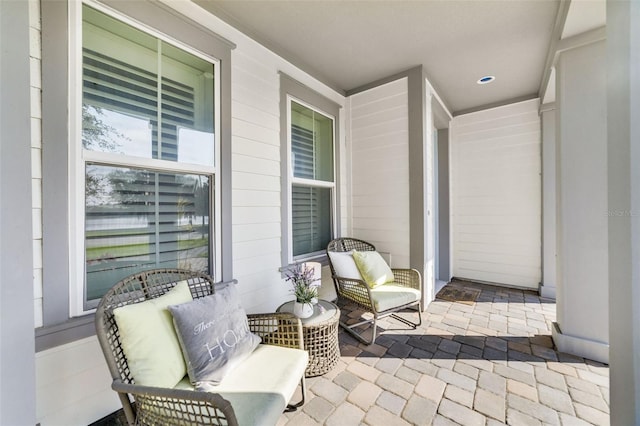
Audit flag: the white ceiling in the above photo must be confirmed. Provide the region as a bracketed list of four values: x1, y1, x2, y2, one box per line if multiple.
[197, 0, 603, 115]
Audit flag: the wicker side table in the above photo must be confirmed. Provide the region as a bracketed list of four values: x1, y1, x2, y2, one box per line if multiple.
[277, 300, 340, 377]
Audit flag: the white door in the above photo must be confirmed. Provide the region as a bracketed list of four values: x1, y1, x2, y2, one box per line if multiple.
[450, 99, 541, 289]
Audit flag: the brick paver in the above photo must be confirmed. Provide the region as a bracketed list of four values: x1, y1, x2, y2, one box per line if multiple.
[364, 405, 411, 426]
[324, 402, 364, 426]
[402, 395, 437, 425]
[279, 280, 610, 425]
[444, 384, 474, 408]
[474, 388, 506, 422]
[347, 381, 383, 410]
[376, 391, 407, 415]
[414, 374, 446, 402]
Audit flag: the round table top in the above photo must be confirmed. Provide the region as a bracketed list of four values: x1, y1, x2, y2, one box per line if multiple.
[276, 299, 339, 326]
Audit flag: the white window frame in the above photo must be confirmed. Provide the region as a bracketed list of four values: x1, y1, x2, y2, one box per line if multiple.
[286, 95, 337, 263]
[68, 0, 222, 315]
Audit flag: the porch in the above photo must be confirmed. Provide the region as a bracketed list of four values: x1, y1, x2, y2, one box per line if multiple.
[94, 280, 610, 426]
[278, 280, 609, 425]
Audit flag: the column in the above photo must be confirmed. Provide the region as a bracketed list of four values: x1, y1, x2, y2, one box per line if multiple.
[540, 103, 557, 299]
[0, 0, 37, 423]
[554, 37, 609, 363]
[607, 0, 640, 423]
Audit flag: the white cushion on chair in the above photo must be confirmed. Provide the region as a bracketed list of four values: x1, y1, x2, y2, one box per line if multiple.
[113, 280, 192, 388]
[175, 344, 308, 425]
[328, 250, 363, 280]
[370, 283, 421, 312]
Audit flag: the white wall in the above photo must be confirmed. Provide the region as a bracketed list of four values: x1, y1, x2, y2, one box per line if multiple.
[541, 104, 557, 299]
[224, 32, 347, 314]
[554, 39, 609, 363]
[229, 47, 287, 310]
[34, 1, 347, 424]
[349, 78, 410, 267]
[36, 337, 120, 425]
[450, 99, 542, 289]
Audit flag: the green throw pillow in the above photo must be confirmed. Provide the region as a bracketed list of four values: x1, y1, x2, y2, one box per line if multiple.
[352, 250, 395, 288]
[113, 280, 193, 388]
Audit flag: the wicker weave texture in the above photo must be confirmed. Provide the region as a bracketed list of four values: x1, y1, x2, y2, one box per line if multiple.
[301, 307, 340, 377]
[95, 269, 305, 426]
[248, 313, 304, 350]
[96, 270, 215, 386]
[277, 301, 340, 377]
[326, 238, 423, 344]
[326, 238, 423, 315]
[120, 385, 237, 426]
[326, 238, 376, 312]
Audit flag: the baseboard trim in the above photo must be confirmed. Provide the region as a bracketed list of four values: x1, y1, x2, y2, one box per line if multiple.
[452, 276, 538, 292]
[539, 283, 557, 300]
[552, 322, 609, 364]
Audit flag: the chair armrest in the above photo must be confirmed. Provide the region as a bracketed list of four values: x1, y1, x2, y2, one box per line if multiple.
[247, 313, 304, 350]
[112, 379, 238, 426]
[332, 276, 375, 310]
[391, 268, 422, 291]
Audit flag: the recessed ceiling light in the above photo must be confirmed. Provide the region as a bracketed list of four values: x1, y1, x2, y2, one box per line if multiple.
[477, 75, 495, 85]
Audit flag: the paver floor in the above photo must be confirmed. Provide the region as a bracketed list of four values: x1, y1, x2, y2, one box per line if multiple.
[278, 280, 610, 426]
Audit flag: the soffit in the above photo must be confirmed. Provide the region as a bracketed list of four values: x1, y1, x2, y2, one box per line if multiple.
[197, 0, 560, 115]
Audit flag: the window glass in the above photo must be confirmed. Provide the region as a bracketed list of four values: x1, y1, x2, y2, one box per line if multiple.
[85, 165, 210, 300]
[291, 101, 333, 182]
[290, 99, 335, 258]
[291, 185, 332, 257]
[82, 6, 215, 166]
[81, 5, 216, 305]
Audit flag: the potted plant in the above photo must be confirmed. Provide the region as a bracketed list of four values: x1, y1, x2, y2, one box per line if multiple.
[285, 263, 320, 318]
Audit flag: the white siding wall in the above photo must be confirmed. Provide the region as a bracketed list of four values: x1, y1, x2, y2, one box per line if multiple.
[349, 78, 410, 267]
[35, 2, 346, 423]
[230, 48, 286, 311]
[450, 99, 541, 289]
[36, 337, 120, 425]
[221, 33, 347, 313]
[29, 0, 43, 328]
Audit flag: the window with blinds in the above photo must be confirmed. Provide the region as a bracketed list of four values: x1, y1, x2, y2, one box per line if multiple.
[81, 5, 216, 306]
[290, 101, 335, 258]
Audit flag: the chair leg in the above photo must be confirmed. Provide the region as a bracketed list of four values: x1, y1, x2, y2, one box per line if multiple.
[339, 317, 377, 345]
[339, 304, 422, 346]
[370, 317, 378, 344]
[390, 305, 422, 329]
[118, 393, 136, 426]
[286, 376, 306, 412]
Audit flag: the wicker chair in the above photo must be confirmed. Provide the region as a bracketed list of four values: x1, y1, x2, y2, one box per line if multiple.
[327, 238, 422, 345]
[95, 269, 306, 426]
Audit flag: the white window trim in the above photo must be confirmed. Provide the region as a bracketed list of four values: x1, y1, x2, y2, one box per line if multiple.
[286, 95, 337, 264]
[68, 0, 222, 315]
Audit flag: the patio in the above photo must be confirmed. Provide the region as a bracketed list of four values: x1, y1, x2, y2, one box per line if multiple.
[277, 280, 610, 426]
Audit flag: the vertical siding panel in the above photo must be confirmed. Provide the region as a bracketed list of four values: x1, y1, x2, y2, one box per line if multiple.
[350, 78, 410, 267]
[30, 0, 43, 328]
[451, 99, 541, 288]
